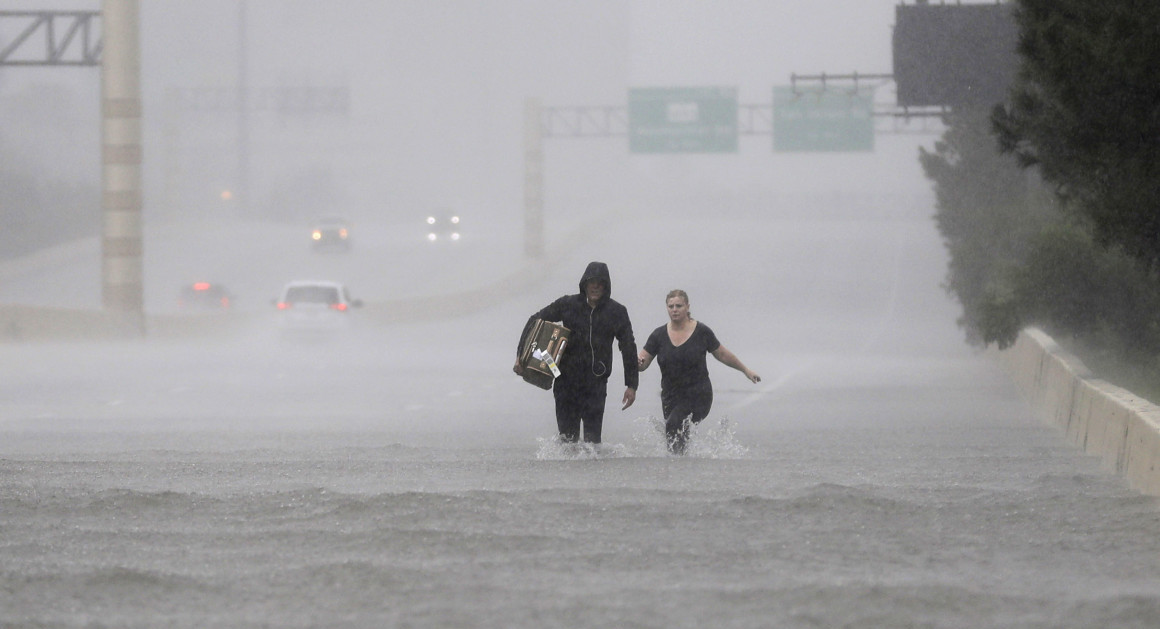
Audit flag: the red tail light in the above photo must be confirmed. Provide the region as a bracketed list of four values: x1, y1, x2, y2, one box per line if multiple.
[277, 302, 291, 310]
[330, 303, 348, 311]
[193, 282, 211, 291]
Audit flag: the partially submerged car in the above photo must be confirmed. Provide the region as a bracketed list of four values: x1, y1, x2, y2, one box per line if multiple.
[178, 282, 232, 310]
[274, 280, 362, 335]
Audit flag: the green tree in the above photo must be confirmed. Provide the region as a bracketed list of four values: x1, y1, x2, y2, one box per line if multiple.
[992, 0, 1160, 271]
[922, 1, 1160, 396]
[924, 104, 1160, 356]
[1015, 223, 1160, 362]
[919, 105, 1051, 347]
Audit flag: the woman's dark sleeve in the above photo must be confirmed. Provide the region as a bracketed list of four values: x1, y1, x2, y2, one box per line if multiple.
[702, 324, 721, 354]
[642, 327, 660, 357]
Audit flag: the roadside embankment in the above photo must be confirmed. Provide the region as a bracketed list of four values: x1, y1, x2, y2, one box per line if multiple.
[0, 213, 614, 341]
[996, 327, 1160, 495]
[0, 305, 145, 341]
[0, 305, 258, 341]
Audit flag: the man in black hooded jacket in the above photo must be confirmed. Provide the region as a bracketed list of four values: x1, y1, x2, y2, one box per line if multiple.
[514, 261, 638, 443]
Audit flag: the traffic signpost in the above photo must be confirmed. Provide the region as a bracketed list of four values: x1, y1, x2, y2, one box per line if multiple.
[628, 87, 738, 153]
[773, 86, 874, 152]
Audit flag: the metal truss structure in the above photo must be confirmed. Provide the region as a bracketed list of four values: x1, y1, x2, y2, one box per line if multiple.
[539, 70, 947, 139]
[541, 106, 627, 138]
[540, 102, 945, 140]
[791, 71, 951, 133]
[789, 71, 895, 95]
[0, 11, 101, 66]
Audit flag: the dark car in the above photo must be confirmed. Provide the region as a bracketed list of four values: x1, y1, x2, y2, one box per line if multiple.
[178, 282, 232, 310]
[311, 217, 351, 252]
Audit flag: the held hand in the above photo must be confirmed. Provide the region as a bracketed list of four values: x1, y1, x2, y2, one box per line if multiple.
[621, 387, 636, 410]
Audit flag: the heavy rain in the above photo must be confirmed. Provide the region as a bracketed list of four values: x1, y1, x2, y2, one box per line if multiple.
[2, 2, 1158, 627]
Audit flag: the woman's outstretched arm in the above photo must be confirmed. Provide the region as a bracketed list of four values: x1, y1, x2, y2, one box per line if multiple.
[710, 345, 760, 383]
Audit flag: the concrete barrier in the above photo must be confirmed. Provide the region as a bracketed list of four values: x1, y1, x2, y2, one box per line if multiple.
[0, 304, 270, 341]
[997, 327, 1160, 495]
[1, 212, 619, 342]
[0, 305, 142, 341]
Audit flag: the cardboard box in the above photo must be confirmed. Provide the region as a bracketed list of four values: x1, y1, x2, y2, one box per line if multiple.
[519, 319, 571, 390]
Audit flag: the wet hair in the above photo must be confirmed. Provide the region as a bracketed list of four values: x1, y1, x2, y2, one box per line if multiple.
[666, 289, 689, 305]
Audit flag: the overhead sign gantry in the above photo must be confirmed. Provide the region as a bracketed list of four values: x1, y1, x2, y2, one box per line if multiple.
[2, 3, 144, 334]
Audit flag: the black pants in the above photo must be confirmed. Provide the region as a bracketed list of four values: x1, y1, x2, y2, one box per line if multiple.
[662, 385, 713, 454]
[553, 377, 608, 443]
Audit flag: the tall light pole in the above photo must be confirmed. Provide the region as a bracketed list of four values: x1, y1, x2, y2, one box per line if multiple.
[101, 0, 144, 331]
[237, 0, 249, 215]
[523, 97, 544, 258]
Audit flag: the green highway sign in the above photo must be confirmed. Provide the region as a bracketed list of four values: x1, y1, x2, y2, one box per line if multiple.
[628, 87, 738, 153]
[773, 86, 874, 152]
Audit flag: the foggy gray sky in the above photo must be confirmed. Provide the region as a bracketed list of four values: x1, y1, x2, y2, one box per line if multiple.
[1, 1, 930, 226]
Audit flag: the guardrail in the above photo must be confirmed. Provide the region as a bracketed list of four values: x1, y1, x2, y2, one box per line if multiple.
[995, 327, 1160, 496]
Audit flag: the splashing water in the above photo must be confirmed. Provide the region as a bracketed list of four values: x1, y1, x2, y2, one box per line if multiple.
[683, 416, 750, 459]
[533, 436, 628, 460]
[531, 416, 750, 459]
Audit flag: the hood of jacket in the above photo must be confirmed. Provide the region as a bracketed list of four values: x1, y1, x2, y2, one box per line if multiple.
[578, 261, 612, 301]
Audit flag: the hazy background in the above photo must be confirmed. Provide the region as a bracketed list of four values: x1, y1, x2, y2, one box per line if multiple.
[9, 8, 1160, 628]
[1, 0, 931, 232]
[0, 0, 965, 446]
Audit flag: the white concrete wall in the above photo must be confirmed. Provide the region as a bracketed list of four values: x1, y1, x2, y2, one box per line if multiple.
[997, 327, 1160, 496]
[0, 305, 261, 341]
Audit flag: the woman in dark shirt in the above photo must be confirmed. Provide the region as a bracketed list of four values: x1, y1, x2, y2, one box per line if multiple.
[638, 289, 760, 454]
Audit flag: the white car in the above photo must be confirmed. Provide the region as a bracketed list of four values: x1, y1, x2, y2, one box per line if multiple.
[274, 280, 362, 335]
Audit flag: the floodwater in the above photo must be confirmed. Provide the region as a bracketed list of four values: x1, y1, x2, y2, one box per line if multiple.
[3, 202, 1160, 627]
[4, 421, 1159, 628]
